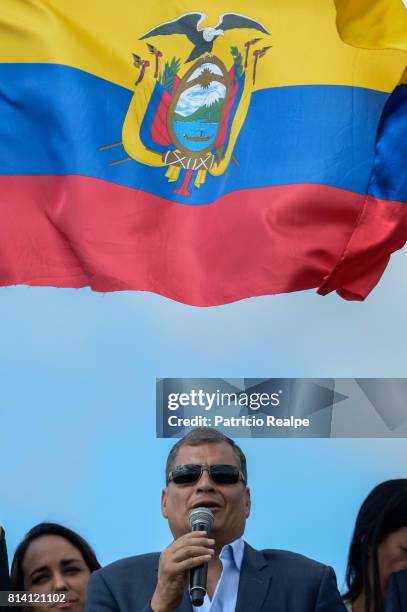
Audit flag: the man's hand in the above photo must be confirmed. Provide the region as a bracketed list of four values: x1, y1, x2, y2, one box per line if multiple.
[150, 531, 215, 612]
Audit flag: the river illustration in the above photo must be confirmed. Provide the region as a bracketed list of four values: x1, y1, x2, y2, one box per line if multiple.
[173, 120, 219, 152]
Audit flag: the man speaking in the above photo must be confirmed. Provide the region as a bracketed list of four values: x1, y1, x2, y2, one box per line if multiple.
[86, 428, 345, 611]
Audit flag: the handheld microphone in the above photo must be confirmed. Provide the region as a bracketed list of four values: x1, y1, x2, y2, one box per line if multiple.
[188, 507, 214, 607]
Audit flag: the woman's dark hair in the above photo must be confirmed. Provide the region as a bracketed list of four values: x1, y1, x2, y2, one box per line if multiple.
[343, 479, 407, 612]
[10, 523, 101, 590]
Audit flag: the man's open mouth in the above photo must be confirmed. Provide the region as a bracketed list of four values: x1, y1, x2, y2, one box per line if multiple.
[191, 501, 222, 510]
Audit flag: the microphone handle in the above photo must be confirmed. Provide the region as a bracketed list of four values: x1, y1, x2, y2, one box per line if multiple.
[189, 520, 211, 607]
[190, 563, 208, 607]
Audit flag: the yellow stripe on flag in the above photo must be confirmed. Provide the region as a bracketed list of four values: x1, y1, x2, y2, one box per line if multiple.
[335, 0, 407, 52]
[0, 0, 406, 93]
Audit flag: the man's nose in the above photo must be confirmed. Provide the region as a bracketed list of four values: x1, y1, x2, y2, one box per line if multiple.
[196, 467, 216, 491]
[51, 571, 69, 591]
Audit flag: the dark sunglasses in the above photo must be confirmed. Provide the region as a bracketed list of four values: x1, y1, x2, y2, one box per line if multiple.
[168, 463, 246, 485]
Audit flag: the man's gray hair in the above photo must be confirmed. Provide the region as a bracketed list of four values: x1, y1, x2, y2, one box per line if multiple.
[165, 427, 248, 484]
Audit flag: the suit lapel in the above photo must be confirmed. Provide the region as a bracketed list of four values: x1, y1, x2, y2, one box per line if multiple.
[235, 543, 273, 612]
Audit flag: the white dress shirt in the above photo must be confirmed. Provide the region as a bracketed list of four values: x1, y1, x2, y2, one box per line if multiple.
[192, 537, 244, 612]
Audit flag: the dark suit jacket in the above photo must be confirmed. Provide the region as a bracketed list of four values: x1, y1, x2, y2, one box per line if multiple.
[0, 527, 10, 590]
[85, 543, 346, 611]
[385, 570, 407, 612]
[0, 527, 11, 612]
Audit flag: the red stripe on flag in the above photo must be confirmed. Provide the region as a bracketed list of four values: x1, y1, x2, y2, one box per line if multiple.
[1, 175, 404, 304]
[318, 195, 407, 300]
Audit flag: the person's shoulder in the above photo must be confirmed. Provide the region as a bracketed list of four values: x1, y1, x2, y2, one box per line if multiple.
[92, 552, 160, 583]
[245, 543, 333, 577]
[86, 553, 160, 610]
[263, 548, 328, 569]
[242, 544, 344, 608]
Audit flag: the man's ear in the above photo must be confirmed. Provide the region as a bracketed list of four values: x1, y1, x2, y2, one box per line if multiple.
[245, 487, 251, 518]
[161, 487, 168, 518]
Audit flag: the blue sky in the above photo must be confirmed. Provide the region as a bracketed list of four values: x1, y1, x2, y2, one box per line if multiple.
[1, 245, 407, 591]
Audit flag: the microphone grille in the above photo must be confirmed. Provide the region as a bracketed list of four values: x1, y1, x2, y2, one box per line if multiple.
[189, 507, 214, 531]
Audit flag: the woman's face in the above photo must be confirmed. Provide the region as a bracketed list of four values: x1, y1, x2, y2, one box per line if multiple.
[22, 535, 91, 611]
[378, 526, 407, 592]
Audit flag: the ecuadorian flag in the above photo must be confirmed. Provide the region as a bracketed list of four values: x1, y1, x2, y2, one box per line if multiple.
[0, 0, 406, 305]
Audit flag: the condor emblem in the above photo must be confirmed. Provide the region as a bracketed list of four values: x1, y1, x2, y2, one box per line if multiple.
[104, 13, 271, 198]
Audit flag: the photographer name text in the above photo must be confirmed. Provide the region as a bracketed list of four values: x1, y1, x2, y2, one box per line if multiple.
[167, 415, 310, 429]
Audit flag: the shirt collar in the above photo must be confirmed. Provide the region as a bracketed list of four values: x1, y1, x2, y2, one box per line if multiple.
[219, 537, 244, 571]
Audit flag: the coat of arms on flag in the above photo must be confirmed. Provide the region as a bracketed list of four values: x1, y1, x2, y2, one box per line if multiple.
[102, 12, 271, 197]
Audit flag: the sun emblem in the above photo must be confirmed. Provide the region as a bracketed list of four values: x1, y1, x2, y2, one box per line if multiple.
[199, 68, 216, 89]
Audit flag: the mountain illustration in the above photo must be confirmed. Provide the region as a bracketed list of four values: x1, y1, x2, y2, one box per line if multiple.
[174, 98, 224, 123]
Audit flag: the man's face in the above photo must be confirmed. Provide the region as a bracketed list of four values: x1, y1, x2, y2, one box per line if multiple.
[161, 442, 250, 548]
